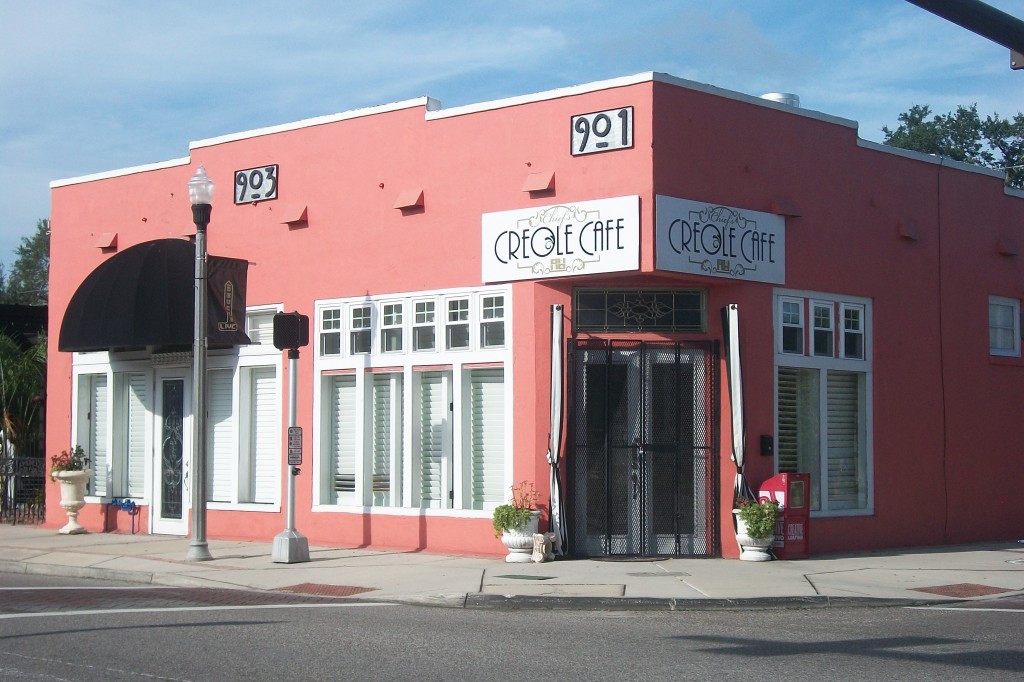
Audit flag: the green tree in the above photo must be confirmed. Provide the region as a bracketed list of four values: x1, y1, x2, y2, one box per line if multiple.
[0, 332, 46, 455]
[5, 219, 50, 305]
[882, 104, 1023, 189]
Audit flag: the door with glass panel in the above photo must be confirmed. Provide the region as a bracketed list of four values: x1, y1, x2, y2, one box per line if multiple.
[571, 340, 718, 556]
[152, 370, 189, 535]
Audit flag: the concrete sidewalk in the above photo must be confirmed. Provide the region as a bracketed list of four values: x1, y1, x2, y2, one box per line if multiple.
[2, 525, 1023, 610]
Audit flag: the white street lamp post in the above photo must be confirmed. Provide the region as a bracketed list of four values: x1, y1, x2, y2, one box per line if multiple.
[187, 165, 214, 562]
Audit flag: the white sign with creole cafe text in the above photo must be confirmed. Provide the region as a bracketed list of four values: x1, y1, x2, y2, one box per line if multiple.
[482, 195, 640, 283]
[656, 195, 786, 284]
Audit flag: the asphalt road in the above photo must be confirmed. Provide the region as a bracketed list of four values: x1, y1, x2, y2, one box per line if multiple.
[1, 574, 1022, 681]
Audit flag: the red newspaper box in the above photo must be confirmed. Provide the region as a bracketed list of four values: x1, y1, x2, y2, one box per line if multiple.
[758, 473, 810, 559]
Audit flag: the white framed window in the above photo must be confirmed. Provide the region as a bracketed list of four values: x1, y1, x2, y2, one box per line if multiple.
[446, 298, 470, 350]
[370, 372, 403, 507]
[350, 305, 372, 354]
[314, 286, 511, 513]
[775, 291, 872, 515]
[465, 367, 505, 509]
[416, 370, 452, 509]
[413, 300, 436, 351]
[841, 303, 865, 360]
[326, 373, 358, 503]
[245, 310, 276, 346]
[812, 301, 834, 357]
[321, 308, 342, 355]
[207, 364, 280, 506]
[989, 296, 1021, 357]
[779, 297, 804, 355]
[480, 295, 505, 348]
[381, 303, 404, 353]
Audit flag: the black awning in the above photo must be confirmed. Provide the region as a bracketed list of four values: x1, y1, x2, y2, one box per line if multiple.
[58, 239, 251, 353]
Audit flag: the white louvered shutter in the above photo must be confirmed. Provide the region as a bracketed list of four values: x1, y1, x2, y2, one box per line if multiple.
[250, 367, 277, 503]
[372, 372, 395, 503]
[207, 369, 235, 503]
[826, 370, 861, 510]
[88, 375, 109, 497]
[469, 368, 504, 509]
[330, 375, 357, 502]
[776, 367, 799, 473]
[126, 373, 147, 498]
[419, 371, 447, 508]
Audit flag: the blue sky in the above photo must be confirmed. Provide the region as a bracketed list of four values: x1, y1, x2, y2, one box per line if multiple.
[1, 0, 1021, 268]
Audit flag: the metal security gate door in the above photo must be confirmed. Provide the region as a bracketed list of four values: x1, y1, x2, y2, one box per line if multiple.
[569, 340, 719, 557]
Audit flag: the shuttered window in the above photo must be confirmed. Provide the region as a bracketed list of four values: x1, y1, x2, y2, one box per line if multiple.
[775, 292, 871, 514]
[246, 311, 276, 346]
[247, 367, 278, 504]
[125, 373, 147, 498]
[418, 371, 450, 508]
[85, 375, 109, 497]
[468, 368, 504, 509]
[208, 369, 235, 503]
[207, 365, 280, 505]
[826, 371, 864, 510]
[371, 373, 403, 506]
[329, 374, 358, 502]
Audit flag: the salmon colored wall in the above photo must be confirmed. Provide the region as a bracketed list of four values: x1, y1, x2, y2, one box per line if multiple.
[651, 81, 1024, 553]
[47, 75, 1024, 556]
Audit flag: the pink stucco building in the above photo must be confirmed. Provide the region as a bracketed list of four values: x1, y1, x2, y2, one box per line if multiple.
[47, 73, 1024, 558]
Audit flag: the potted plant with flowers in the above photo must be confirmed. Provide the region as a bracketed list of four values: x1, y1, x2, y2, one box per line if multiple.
[733, 497, 779, 561]
[492, 481, 541, 563]
[50, 445, 92, 534]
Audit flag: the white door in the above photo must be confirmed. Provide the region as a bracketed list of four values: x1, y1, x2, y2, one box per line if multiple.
[152, 370, 190, 535]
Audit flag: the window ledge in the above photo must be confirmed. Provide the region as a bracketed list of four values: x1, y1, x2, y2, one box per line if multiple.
[989, 354, 1024, 367]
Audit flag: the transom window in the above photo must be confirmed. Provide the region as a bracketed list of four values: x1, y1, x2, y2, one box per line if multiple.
[573, 289, 706, 332]
[318, 287, 509, 359]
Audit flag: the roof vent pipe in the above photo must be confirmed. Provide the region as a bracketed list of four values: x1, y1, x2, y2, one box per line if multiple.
[760, 92, 800, 107]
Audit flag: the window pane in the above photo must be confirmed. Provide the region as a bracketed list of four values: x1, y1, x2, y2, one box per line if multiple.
[414, 326, 435, 351]
[321, 332, 341, 356]
[372, 373, 403, 507]
[573, 289, 705, 332]
[989, 300, 1019, 355]
[826, 371, 866, 510]
[329, 375, 357, 502]
[781, 300, 803, 354]
[843, 306, 864, 359]
[207, 368, 235, 503]
[813, 304, 833, 357]
[776, 367, 820, 510]
[469, 368, 504, 509]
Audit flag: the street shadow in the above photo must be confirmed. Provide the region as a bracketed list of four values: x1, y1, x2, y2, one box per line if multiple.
[677, 633, 1024, 673]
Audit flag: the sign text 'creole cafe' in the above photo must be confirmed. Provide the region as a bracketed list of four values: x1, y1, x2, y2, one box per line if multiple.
[481, 195, 640, 283]
[655, 195, 786, 284]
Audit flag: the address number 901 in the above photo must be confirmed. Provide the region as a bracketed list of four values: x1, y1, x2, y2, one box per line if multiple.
[234, 164, 279, 204]
[571, 107, 633, 156]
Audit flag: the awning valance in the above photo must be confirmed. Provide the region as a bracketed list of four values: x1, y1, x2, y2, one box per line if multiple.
[58, 238, 251, 353]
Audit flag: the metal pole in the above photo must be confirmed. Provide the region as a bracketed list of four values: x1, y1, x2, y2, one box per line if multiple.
[272, 347, 309, 563]
[187, 204, 213, 561]
[285, 349, 298, 532]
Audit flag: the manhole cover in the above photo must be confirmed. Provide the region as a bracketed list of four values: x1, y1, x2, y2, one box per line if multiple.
[276, 583, 376, 597]
[912, 583, 1013, 598]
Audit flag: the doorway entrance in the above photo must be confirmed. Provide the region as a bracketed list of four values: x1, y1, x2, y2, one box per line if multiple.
[569, 340, 719, 556]
[152, 371, 189, 535]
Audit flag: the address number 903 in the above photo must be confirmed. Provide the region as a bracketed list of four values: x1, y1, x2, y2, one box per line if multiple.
[234, 164, 279, 204]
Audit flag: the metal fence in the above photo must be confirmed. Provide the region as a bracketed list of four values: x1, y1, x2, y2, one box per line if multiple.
[1, 439, 46, 524]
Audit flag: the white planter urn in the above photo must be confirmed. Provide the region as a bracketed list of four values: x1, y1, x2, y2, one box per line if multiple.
[501, 510, 541, 563]
[734, 509, 773, 562]
[51, 469, 92, 535]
